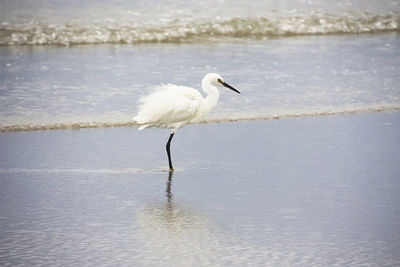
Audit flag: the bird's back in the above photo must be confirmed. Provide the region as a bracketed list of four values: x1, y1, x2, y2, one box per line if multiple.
[133, 84, 204, 130]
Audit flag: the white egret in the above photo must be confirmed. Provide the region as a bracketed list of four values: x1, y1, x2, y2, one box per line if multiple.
[133, 73, 240, 170]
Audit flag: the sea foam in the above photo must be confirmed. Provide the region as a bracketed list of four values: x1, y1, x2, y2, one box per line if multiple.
[1, 11, 399, 46]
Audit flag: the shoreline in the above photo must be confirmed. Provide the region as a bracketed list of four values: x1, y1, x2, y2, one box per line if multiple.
[1, 106, 399, 133]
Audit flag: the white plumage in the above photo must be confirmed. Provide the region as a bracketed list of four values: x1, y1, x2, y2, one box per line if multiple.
[133, 73, 240, 170]
[134, 84, 203, 130]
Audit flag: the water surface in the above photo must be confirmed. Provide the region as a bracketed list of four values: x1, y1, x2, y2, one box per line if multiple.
[1, 112, 399, 266]
[1, 33, 399, 130]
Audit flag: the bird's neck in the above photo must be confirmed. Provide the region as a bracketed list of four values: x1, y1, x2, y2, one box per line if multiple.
[200, 85, 220, 117]
[204, 91, 219, 109]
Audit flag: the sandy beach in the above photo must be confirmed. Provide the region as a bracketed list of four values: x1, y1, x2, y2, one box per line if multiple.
[1, 111, 399, 266]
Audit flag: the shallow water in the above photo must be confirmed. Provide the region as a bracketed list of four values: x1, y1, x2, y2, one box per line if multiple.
[1, 112, 400, 266]
[1, 0, 400, 265]
[1, 33, 400, 130]
[0, 0, 399, 131]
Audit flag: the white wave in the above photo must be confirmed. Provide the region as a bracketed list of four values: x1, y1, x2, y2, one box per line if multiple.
[1, 11, 399, 46]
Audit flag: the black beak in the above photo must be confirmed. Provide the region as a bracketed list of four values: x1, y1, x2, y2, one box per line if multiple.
[221, 81, 240, 94]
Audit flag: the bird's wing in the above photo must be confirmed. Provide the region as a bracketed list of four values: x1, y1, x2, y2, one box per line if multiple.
[134, 84, 203, 127]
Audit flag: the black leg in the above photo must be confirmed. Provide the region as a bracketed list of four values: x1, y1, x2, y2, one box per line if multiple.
[166, 133, 175, 170]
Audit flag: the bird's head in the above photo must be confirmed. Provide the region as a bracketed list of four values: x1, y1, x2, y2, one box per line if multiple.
[202, 73, 240, 94]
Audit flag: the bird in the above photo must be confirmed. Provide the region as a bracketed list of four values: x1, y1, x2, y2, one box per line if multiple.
[133, 73, 240, 171]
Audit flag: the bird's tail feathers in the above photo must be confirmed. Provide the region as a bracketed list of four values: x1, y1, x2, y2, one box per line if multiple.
[133, 115, 151, 130]
[138, 125, 149, 130]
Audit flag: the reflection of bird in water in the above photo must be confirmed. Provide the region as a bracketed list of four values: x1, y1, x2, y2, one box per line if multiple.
[136, 172, 287, 266]
[133, 73, 240, 170]
[165, 170, 173, 208]
[136, 171, 222, 266]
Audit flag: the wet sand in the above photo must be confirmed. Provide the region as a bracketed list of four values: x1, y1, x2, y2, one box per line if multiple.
[1, 111, 400, 266]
